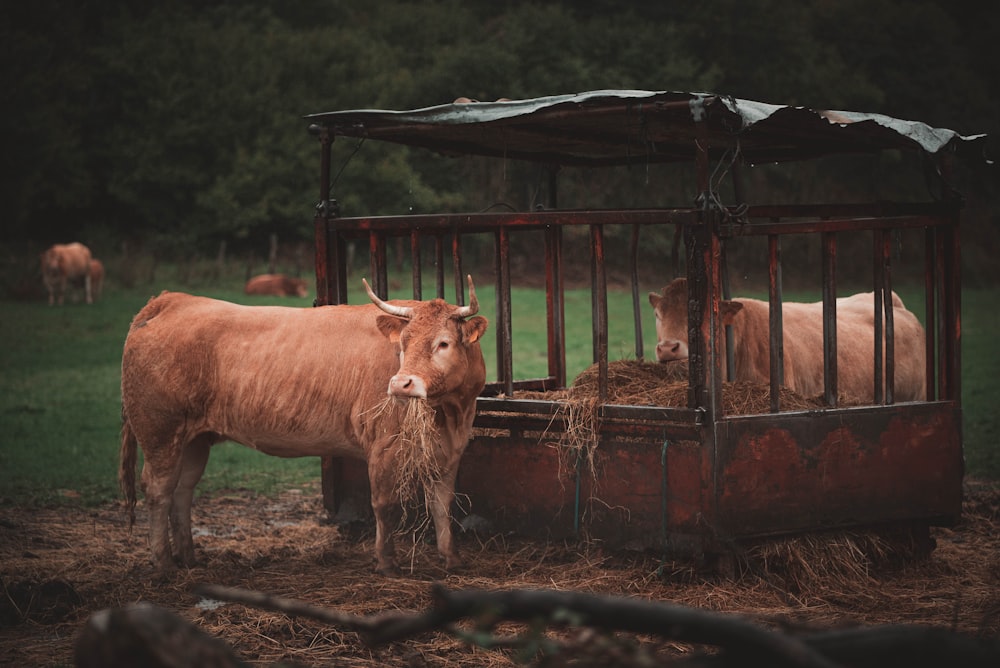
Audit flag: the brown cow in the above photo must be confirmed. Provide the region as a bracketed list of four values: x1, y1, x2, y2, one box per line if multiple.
[244, 273, 308, 297]
[648, 278, 925, 402]
[120, 277, 488, 574]
[41, 242, 93, 305]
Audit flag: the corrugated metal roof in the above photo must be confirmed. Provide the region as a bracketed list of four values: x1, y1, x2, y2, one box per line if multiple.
[305, 89, 989, 168]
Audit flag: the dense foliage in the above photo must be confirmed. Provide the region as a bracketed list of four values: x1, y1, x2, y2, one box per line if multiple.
[2, 0, 997, 276]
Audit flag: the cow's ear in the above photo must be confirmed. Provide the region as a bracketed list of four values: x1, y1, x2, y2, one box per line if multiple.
[376, 315, 407, 343]
[463, 316, 489, 344]
[720, 300, 743, 324]
[648, 292, 661, 308]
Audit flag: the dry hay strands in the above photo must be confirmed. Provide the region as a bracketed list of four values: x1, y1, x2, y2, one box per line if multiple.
[551, 360, 689, 481]
[548, 360, 823, 482]
[741, 528, 916, 596]
[364, 397, 443, 514]
[569, 359, 823, 413]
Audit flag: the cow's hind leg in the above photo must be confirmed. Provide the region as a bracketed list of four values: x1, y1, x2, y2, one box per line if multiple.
[139, 438, 186, 573]
[169, 435, 212, 567]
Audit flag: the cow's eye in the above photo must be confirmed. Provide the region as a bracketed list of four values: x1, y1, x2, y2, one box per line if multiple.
[438, 340, 450, 350]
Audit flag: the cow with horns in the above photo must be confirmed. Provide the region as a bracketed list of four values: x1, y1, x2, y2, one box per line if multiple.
[120, 277, 488, 574]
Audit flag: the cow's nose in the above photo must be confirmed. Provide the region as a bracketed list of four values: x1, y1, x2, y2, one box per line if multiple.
[388, 374, 427, 399]
[655, 340, 684, 362]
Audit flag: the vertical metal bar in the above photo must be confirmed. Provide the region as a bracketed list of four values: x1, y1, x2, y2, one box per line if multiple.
[630, 224, 644, 360]
[369, 231, 388, 299]
[688, 135, 717, 419]
[452, 228, 464, 306]
[434, 235, 445, 299]
[313, 127, 332, 307]
[946, 218, 962, 402]
[495, 227, 514, 396]
[924, 227, 936, 402]
[545, 166, 566, 388]
[935, 230, 948, 400]
[937, 152, 961, 403]
[768, 234, 783, 413]
[872, 230, 885, 404]
[591, 224, 608, 401]
[882, 230, 895, 405]
[313, 125, 341, 517]
[720, 240, 735, 381]
[545, 224, 567, 388]
[410, 229, 422, 300]
[821, 231, 838, 407]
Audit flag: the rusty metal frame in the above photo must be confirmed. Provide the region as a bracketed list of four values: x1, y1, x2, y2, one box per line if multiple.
[308, 111, 965, 561]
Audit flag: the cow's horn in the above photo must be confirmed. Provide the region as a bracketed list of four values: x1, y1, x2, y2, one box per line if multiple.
[455, 275, 479, 317]
[363, 279, 413, 318]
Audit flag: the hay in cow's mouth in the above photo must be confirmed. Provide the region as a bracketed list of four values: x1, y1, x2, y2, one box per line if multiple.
[366, 396, 443, 516]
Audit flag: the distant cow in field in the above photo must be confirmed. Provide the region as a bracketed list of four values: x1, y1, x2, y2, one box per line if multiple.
[120, 276, 488, 574]
[244, 274, 308, 297]
[648, 278, 925, 402]
[41, 242, 93, 305]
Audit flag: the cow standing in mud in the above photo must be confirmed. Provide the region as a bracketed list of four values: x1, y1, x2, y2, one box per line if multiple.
[648, 278, 926, 402]
[41, 242, 94, 305]
[120, 277, 488, 574]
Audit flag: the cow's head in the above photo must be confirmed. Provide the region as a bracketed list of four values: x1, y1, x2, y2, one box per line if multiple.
[365, 276, 488, 404]
[286, 277, 308, 298]
[648, 278, 743, 363]
[40, 248, 60, 277]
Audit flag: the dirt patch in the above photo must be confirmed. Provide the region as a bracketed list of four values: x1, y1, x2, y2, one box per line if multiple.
[1, 481, 998, 666]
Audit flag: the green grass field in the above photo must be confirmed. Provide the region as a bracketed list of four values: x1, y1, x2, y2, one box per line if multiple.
[1, 277, 996, 507]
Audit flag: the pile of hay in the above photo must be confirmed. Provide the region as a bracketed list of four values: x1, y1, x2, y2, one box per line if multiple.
[568, 359, 824, 413]
[515, 360, 824, 478]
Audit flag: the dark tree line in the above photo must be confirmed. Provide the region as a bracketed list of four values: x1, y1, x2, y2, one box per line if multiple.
[2, 0, 997, 277]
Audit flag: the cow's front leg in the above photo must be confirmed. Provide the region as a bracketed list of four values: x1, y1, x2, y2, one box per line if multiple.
[370, 494, 400, 575]
[427, 468, 461, 570]
[368, 452, 401, 575]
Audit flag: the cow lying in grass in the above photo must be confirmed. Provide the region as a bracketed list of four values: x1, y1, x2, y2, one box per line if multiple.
[120, 277, 488, 574]
[648, 278, 925, 402]
[244, 273, 309, 297]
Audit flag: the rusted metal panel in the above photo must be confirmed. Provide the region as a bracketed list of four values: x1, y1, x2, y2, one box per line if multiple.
[576, 438, 706, 545]
[713, 404, 963, 536]
[454, 434, 708, 545]
[458, 435, 577, 537]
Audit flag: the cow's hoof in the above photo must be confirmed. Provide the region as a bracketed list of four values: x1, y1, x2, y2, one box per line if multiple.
[375, 563, 402, 577]
[174, 553, 198, 569]
[151, 562, 179, 582]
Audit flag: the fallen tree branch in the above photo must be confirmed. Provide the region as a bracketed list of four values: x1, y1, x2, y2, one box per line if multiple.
[195, 583, 1000, 667]
[196, 583, 840, 668]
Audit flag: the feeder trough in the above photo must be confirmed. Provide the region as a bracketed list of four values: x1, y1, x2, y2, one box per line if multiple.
[304, 90, 987, 569]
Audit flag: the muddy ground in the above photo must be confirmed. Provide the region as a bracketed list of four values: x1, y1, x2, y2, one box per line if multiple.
[1, 480, 998, 666]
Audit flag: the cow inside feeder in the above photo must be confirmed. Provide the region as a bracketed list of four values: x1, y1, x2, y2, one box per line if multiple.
[304, 90, 985, 569]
